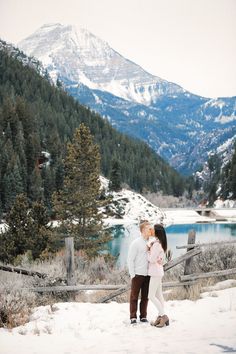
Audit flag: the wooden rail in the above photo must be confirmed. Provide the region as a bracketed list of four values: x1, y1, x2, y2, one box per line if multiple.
[177, 239, 236, 249]
[24, 284, 125, 293]
[164, 247, 201, 271]
[180, 268, 236, 282]
[0, 264, 48, 279]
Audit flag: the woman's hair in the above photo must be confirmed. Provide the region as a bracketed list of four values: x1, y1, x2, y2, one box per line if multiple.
[154, 224, 167, 252]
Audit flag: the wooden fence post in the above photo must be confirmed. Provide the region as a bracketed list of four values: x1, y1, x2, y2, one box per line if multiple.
[184, 229, 196, 290]
[184, 229, 196, 275]
[65, 237, 76, 286]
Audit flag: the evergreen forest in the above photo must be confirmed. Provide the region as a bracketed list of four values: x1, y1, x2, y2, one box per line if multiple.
[0, 43, 185, 215]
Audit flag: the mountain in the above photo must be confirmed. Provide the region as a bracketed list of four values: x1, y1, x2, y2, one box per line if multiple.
[0, 39, 186, 214]
[18, 23, 185, 105]
[194, 138, 236, 205]
[18, 24, 236, 174]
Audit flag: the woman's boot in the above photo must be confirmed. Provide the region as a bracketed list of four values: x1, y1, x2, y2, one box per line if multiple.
[151, 315, 162, 326]
[155, 314, 169, 327]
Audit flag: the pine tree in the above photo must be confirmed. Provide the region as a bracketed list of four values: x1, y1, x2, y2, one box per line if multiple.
[53, 123, 111, 258]
[28, 167, 43, 202]
[55, 160, 64, 191]
[2, 154, 24, 211]
[109, 158, 122, 192]
[0, 194, 32, 263]
[29, 200, 57, 259]
[42, 167, 56, 209]
[0, 194, 57, 263]
[229, 144, 236, 198]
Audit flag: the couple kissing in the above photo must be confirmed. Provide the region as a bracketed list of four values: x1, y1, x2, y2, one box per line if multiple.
[127, 220, 169, 327]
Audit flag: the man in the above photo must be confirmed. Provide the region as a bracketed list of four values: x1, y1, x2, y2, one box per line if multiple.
[127, 220, 153, 325]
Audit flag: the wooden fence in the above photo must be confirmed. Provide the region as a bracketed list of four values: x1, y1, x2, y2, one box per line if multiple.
[1, 230, 236, 302]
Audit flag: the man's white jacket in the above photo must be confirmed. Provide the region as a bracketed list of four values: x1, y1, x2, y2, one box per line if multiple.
[127, 236, 148, 279]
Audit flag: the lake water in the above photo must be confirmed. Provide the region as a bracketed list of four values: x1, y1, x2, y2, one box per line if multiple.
[107, 223, 236, 268]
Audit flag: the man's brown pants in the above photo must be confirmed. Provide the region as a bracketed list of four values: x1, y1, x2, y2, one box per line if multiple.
[130, 275, 150, 319]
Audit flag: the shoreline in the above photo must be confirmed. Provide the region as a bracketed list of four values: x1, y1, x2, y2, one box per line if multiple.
[103, 208, 236, 228]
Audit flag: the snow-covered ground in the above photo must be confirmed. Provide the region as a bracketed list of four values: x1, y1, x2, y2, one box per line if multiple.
[1, 281, 236, 354]
[0, 223, 8, 233]
[213, 209, 236, 221]
[214, 198, 236, 208]
[163, 209, 216, 225]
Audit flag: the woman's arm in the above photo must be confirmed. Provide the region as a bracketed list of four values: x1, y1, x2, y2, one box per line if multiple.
[147, 242, 162, 264]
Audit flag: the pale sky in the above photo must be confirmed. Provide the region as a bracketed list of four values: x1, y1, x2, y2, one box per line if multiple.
[0, 0, 235, 98]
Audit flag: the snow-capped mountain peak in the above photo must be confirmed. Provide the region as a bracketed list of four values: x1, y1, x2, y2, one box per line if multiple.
[16, 24, 236, 174]
[18, 23, 184, 105]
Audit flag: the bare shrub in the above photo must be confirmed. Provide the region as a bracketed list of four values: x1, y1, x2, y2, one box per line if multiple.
[192, 244, 236, 274]
[14, 251, 129, 287]
[143, 191, 194, 208]
[0, 285, 36, 328]
[165, 244, 236, 301]
[164, 264, 184, 282]
[73, 255, 130, 286]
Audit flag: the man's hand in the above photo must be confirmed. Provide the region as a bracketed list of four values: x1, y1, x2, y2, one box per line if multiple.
[147, 242, 154, 251]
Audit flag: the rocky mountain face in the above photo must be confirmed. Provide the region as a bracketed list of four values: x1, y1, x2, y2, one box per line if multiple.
[18, 23, 236, 174]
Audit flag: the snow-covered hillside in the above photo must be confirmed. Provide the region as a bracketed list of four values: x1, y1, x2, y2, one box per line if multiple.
[0, 39, 48, 78]
[1, 282, 236, 354]
[100, 176, 166, 226]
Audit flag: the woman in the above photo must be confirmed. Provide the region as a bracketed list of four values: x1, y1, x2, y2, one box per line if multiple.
[147, 224, 169, 327]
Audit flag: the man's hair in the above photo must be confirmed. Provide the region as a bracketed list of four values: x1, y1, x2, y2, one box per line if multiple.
[139, 220, 150, 233]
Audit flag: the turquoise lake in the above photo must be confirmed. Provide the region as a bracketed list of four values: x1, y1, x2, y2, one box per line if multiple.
[107, 223, 236, 268]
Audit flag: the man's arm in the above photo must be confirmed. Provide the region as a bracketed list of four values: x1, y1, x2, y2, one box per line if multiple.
[127, 241, 137, 279]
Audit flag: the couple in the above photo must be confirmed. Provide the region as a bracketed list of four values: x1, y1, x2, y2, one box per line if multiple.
[127, 220, 169, 327]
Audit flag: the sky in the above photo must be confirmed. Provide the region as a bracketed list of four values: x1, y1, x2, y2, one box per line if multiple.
[0, 0, 235, 98]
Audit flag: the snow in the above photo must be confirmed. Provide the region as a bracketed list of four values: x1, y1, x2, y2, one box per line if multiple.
[1, 284, 236, 354]
[18, 23, 184, 106]
[204, 98, 226, 109]
[216, 136, 235, 155]
[164, 207, 236, 224]
[202, 279, 236, 292]
[214, 198, 236, 209]
[163, 209, 216, 224]
[0, 223, 8, 233]
[215, 115, 236, 124]
[93, 93, 103, 104]
[100, 176, 165, 226]
[213, 209, 236, 218]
